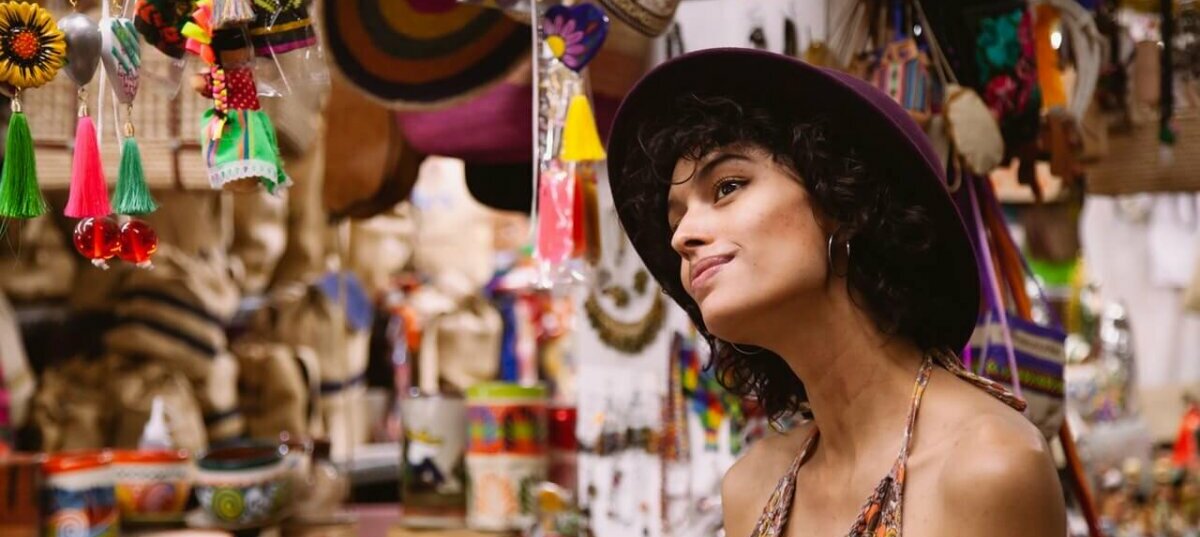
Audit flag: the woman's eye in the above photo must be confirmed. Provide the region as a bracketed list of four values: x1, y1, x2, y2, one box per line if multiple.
[715, 179, 745, 201]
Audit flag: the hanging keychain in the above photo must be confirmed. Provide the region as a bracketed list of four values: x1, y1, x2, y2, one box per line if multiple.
[60, 0, 119, 268]
[534, 2, 607, 288]
[102, 0, 160, 268]
[0, 2, 66, 220]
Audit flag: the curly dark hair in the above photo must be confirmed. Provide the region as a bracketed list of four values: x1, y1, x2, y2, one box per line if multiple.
[621, 93, 961, 422]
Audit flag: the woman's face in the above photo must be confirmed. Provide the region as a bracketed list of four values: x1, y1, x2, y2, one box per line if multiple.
[666, 144, 832, 345]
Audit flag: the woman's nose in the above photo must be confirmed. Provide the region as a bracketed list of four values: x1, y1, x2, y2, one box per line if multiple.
[670, 214, 712, 258]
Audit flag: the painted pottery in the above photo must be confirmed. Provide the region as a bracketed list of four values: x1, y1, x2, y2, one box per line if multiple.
[111, 449, 192, 523]
[194, 442, 291, 528]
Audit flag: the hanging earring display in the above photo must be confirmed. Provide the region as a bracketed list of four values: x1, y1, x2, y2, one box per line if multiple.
[183, 0, 289, 193]
[101, 1, 160, 268]
[62, 5, 110, 224]
[60, 3, 114, 268]
[0, 2, 66, 220]
[534, 3, 608, 288]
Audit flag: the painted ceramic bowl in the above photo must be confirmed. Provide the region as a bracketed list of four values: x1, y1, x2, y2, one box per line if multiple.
[111, 449, 193, 523]
[194, 442, 291, 527]
[43, 451, 119, 536]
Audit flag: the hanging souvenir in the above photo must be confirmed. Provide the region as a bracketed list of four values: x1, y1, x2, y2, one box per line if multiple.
[0, 2, 66, 219]
[914, 0, 1005, 178]
[183, 0, 289, 193]
[870, 1, 934, 126]
[103, 8, 160, 268]
[534, 3, 607, 288]
[968, 4, 1043, 193]
[135, 0, 195, 59]
[60, 7, 109, 223]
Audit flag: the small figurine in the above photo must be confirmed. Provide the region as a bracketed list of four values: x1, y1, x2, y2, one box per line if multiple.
[183, 0, 288, 193]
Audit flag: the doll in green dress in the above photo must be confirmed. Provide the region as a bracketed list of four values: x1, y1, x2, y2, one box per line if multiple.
[184, 0, 288, 193]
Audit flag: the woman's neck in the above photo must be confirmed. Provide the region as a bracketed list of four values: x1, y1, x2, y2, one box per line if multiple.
[767, 291, 926, 468]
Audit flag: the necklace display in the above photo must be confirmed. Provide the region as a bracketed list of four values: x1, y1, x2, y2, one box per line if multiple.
[584, 202, 668, 354]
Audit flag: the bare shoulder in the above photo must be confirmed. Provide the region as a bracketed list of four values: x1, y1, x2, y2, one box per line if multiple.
[721, 422, 813, 537]
[935, 412, 1066, 537]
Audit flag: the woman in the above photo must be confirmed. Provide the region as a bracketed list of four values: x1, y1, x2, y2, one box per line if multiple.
[606, 49, 1066, 536]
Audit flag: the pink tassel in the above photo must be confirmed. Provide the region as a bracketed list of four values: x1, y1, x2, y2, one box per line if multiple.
[64, 116, 112, 219]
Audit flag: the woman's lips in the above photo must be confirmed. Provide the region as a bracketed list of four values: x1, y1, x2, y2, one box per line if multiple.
[690, 255, 733, 291]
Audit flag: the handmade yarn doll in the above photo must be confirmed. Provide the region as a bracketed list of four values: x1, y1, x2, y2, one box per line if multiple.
[183, 0, 288, 193]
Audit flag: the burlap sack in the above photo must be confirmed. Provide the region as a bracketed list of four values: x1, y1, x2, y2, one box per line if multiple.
[103, 245, 244, 441]
[32, 356, 113, 451]
[231, 189, 289, 295]
[347, 203, 416, 298]
[409, 273, 502, 394]
[416, 294, 502, 395]
[109, 357, 208, 454]
[0, 293, 34, 428]
[105, 245, 238, 380]
[269, 283, 371, 458]
[272, 118, 334, 288]
[202, 352, 245, 443]
[0, 216, 76, 302]
[234, 341, 314, 441]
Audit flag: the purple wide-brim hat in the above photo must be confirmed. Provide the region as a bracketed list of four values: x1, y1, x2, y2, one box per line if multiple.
[606, 48, 981, 350]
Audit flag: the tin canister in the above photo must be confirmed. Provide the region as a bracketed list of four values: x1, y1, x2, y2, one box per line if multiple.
[43, 451, 118, 537]
[400, 393, 468, 528]
[465, 383, 548, 531]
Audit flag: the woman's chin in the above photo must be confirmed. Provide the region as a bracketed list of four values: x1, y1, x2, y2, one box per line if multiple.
[698, 300, 756, 344]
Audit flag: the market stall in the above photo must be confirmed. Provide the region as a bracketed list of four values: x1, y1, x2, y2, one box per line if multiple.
[0, 1, 1198, 537]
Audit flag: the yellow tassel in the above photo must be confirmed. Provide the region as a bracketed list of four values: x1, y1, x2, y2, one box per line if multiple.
[560, 94, 606, 162]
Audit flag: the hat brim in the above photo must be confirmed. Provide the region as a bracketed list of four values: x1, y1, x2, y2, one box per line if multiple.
[606, 48, 980, 351]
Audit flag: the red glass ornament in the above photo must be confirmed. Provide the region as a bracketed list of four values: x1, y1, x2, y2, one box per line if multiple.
[73, 217, 121, 269]
[118, 219, 158, 269]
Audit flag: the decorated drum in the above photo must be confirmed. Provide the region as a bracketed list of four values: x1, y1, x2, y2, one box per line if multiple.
[400, 393, 468, 529]
[465, 383, 549, 531]
[43, 451, 118, 537]
[111, 449, 193, 524]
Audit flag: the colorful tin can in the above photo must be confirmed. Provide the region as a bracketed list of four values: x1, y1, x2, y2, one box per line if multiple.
[43, 451, 118, 537]
[465, 383, 549, 531]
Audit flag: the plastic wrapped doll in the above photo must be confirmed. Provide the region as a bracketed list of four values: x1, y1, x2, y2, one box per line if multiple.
[185, 15, 288, 193]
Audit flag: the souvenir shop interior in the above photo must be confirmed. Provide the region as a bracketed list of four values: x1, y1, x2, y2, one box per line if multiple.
[0, 0, 1198, 536]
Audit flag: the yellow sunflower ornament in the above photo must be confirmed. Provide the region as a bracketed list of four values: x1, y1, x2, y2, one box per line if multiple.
[0, 1, 67, 219]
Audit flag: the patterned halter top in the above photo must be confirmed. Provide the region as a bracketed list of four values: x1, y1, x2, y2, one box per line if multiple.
[748, 349, 1027, 537]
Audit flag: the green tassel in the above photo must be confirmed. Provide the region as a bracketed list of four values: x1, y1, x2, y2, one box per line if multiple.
[113, 136, 158, 215]
[0, 112, 47, 219]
